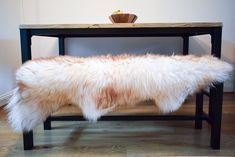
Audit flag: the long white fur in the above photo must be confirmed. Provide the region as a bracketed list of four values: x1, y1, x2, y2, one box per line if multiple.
[5, 54, 233, 132]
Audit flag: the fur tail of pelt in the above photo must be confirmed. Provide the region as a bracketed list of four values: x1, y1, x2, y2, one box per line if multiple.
[5, 88, 42, 132]
[5, 86, 65, 132]
[194, 55, 233, 83]
[153, 55, 233, 113]
[5, 79, 69, 132]
[133, 55, 233, 114]
[5, 59, 76, 132]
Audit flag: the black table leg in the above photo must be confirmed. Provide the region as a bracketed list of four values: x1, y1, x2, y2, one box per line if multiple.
[20, 29, 32, 63]
[209, 83, 223, 149]
[20, 29, 34, 150]
[209, 27, 222, 118]
[195, 93, 203, 129]
[209, 27, 223, 149]
[59, 37, 65, 55]
[211, 27, 222, 58]
[182, 35, 189, 55]
[23, 131, 34, 150]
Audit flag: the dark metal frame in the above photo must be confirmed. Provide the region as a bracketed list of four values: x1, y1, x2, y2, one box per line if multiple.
[20, 25, 223, 150]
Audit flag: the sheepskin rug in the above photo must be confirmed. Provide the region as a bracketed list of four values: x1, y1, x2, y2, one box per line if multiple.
[6, 54, 233, 132]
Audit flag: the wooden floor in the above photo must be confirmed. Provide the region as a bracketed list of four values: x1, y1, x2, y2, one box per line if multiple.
[0, 93, 235, 157]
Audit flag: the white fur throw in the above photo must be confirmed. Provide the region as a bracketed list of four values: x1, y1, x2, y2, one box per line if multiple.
[6, 54, 233, 132]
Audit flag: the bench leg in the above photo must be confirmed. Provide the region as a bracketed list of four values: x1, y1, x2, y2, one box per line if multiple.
[195, 93, 203, 129]
[209, 83, 223, 149]
[23, 131, 34, 150]
[44, 116, 52, 130]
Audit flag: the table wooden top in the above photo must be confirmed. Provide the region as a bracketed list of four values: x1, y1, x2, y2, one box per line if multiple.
[19, 22, 222, 29]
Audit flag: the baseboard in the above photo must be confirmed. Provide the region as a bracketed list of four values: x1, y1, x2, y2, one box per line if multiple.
[0, 91, 13, 107]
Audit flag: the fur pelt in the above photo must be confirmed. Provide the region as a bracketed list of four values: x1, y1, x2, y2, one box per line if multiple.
[6, 54, 233, 132]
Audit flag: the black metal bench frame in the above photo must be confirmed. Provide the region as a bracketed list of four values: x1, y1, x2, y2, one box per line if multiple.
[19, 23, 223, 150]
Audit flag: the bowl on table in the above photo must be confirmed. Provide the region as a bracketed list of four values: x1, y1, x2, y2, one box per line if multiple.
[109, 13, 137, 23]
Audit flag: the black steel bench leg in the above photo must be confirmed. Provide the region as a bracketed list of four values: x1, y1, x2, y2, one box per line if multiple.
[195, 93, 203, 129]
[44, 116, 52, 130]
[209, 83, 223, 149]
[23, 131, 34, 150]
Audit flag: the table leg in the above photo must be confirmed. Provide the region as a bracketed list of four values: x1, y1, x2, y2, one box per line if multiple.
[182, 35, 189, 55]
[59, 37, 65, 55]
[211, 27, 222, 58]
[20, 29, 32, 63]
[195, 93, 203, 129]
[23, 131, 34, 150]
[20, 29, 34, 150]
[209, 83, 223, 149]
[209, 27, 223, 149]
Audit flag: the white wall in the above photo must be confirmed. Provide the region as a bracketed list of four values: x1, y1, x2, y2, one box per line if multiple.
[0, 0, 235, 95]
[0, 0, 21, 95]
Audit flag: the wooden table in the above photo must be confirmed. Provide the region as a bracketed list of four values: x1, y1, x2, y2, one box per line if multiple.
[19, 23, 223, 150]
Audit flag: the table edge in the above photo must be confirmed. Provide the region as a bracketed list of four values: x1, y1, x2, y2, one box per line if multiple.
[19, 22, 223, 29]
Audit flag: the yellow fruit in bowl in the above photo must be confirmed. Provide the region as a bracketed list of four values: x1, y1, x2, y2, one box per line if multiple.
[112, 10, 124, 14]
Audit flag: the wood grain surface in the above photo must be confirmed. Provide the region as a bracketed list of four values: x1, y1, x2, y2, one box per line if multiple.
[19, 22, 222, 29]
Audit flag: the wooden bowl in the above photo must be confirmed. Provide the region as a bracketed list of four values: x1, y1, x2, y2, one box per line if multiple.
[109, 14, 137, 23]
